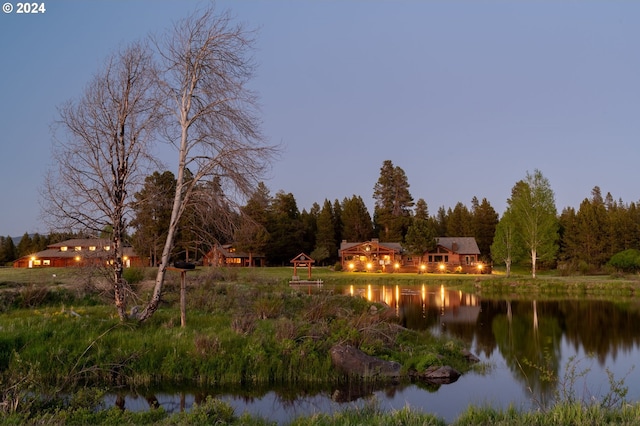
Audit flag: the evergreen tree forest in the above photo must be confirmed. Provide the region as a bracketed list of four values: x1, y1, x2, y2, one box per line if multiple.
[5, 160, 640, 274]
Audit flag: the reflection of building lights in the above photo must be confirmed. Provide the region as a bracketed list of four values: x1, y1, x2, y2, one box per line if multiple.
[421, 284, 426, 302]
[349, 285, 354, 296]
[440, 284, 445, 306]
[367, 284, 372, 301]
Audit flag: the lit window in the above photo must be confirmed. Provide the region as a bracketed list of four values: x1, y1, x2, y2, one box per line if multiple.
[104, 246, 110, 251]
[43, 260, 50, 266]
[60, 246, 68, 252]
[74, 246, 82, 252]
[33, 260, 41, 266]
[89, 246, 96, 251]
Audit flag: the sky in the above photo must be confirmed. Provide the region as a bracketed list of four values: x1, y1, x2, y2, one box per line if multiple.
[1, 1, 639, 238]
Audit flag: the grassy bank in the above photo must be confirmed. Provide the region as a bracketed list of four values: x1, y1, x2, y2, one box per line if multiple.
[4, 396, 640, 425]
[0, 266, 478, 421]
[2, 266, 640, 424]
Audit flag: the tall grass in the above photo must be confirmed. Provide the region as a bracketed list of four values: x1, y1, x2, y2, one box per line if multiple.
[0, 272, 470, 397]
[4, 266, 640, 423]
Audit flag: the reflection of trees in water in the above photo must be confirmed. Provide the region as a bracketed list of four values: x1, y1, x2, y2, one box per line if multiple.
[558, 300, 640, 365]
[492, 300, 562, 407]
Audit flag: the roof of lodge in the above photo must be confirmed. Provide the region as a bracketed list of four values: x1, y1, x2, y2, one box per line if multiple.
[339, 237, 480, 255]
[47, 238, 113, 249]
[20, 238, 138, 260]
[435, 237, 480, 254]
[339, 239, 404, 252]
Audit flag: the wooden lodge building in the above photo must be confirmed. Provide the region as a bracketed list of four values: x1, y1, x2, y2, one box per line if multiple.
[12, 238, 142, 268]
[203, 244, 265, 267]
[339, 237, 489, 274]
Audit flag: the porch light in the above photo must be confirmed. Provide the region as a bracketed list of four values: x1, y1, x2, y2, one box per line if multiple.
[349, 263, 354, 270]
[366, 262, 372, 270]
[75, 256, 81, 262]
[439, 263, 445, 272]
[394, 262, 400, 270]
[420, 264, 426, 272]
[477, 264, 484, 271]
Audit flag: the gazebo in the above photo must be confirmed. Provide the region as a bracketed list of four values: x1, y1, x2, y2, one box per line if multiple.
[290, 252, 315, 281]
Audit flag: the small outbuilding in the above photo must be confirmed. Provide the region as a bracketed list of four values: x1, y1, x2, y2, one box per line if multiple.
[203, 244, 265, 267]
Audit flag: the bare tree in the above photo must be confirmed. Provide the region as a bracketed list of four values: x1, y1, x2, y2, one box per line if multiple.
[135, 7, 278, 321]
[44, 42, 159, 320]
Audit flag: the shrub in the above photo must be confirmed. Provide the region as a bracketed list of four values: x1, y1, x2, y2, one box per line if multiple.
[122, 267, 145, 284]
[608, 249, 640, 273]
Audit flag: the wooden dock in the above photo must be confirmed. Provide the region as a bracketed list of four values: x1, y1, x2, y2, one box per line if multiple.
[289, 279, 324, 286]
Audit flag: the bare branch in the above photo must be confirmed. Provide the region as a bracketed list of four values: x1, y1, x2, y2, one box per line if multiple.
[137, 6, 279, 321]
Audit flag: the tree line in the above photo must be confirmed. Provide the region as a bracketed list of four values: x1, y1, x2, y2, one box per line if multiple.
[7, 162, 640, 277]
[126, 159, 500, 267]
[128, 162, 640, 275]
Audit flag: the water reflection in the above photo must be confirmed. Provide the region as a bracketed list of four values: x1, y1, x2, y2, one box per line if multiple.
[345, 283, 481, 331]
[106, 284, 640, 423]
[341, 283, 640, 408]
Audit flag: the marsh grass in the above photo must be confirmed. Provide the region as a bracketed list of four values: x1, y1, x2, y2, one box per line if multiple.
[4, 266, 640, 423]
[1, 267, 473, 420]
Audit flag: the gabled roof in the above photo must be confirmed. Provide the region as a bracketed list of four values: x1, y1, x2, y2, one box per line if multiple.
[291, 253, 315, 263]
[15, 238, 137, 262]
[435, 237, 480, 254]
[339, 240, 403, 253]
[48, 238, 113, 249]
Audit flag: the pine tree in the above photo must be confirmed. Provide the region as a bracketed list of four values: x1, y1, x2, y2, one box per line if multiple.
[435, 206, 448, 236]
[404, 217, 437, 270]
[332, 199, 343, 246]
[300, 203, 320, 255]
[574, 191, 608, 269]
[131, 171, 176, 266]
[16, 232, 33, 257]
[558, 206, 580, 265]
[266, 191, 304, 265]
[446, 202, 473, 237]
[341, 195, 373, 242]
[414, 198, 429, 221]
[471, 197, 499, 262]
[234, 183, 273, 266]
[313, 199, 337, 264]
[372, 160, 414, 241]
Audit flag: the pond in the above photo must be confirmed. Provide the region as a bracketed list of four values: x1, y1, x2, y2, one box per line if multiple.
[107, 283, 640, 424]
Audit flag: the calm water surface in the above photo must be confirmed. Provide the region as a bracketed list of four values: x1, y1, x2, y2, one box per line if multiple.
[109, 283, 640, 424]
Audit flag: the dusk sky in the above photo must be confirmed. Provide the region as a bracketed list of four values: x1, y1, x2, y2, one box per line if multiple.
[1, 1, 639, 238]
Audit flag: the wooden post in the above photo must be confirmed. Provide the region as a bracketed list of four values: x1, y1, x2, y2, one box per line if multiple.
[180, 270, 186, 327]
